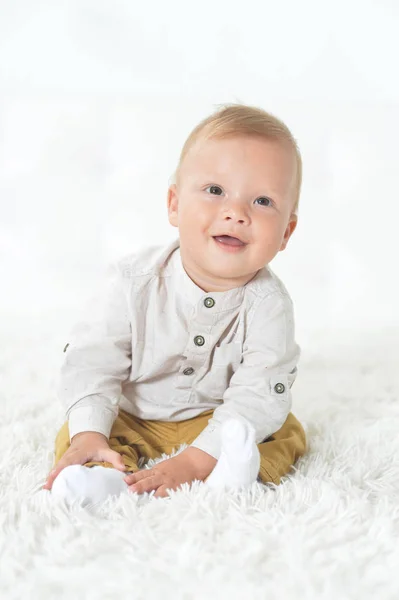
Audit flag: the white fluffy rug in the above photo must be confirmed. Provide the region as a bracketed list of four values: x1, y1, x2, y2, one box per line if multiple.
[1, 315, 398, 600]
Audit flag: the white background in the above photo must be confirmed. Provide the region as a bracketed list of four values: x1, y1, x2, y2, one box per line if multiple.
[1, 0, 398, 350]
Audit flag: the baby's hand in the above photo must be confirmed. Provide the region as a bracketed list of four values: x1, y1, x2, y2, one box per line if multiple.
[124, 448, 215, 498]
[43, 431, 126, 490]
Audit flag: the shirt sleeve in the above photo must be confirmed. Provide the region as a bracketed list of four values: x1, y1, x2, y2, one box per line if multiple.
[56, 259, 132, 442]
[190, 291, 300, 460]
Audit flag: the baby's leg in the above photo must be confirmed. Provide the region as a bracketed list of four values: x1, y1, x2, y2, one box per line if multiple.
[51, 464, 133, 508]
[257, 412, 307, 485]
[206, 419, 261, 490]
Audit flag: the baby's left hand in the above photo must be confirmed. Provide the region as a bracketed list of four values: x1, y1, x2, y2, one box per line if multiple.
[124, 450, 202, 498]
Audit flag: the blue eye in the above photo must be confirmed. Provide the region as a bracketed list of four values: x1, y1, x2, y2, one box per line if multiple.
[255, 197, 273, 207]
[205, 185, 223, 195]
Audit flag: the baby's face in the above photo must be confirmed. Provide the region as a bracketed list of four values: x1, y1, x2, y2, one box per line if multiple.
[167, 134, 298, 292]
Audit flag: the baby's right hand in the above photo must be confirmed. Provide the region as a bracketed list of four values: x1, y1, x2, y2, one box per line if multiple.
[42, 431, 126, 490]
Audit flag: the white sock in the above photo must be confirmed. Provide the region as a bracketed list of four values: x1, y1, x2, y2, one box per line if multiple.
[206, 418, 261, 490]
[51, 464, 129, 508]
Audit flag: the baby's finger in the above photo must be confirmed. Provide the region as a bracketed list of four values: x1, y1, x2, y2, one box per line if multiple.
[124, 468, 153, 485]
[154, 485, 170, 498]
[42, 466, 63, 490]
[128, 474, 159, 495]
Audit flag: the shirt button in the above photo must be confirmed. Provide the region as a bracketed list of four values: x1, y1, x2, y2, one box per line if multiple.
[63, 343, 70, 353]
[194, 335, 205, 346]
[204, 297, 215, 308]
[183, 367, 194, 375]
[274, 383, 286, 394]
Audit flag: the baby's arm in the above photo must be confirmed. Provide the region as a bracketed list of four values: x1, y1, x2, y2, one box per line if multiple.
[58, 258, 133, 443]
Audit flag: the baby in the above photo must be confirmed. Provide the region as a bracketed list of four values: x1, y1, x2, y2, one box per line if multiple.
[43, 103, 307, 506]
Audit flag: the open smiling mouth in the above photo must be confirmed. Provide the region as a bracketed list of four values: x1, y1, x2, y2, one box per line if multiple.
[212, 235, 248, 252]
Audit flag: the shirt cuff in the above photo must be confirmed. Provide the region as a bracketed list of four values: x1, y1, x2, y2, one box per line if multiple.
[189, 424, 222, 460]
[68, 404, 118, 442]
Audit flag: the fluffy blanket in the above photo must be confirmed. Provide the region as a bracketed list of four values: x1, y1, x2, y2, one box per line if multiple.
[0, 316, 397, 599]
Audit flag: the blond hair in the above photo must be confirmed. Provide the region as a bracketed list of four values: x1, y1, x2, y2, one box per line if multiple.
[171, 103, 302, 215]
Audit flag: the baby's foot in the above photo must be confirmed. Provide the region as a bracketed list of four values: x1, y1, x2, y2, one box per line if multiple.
[206, 418, 260, 490]
[51, 464, 129, 508]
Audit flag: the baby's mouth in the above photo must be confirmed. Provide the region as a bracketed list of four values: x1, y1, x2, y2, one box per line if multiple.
[213, 235, 246, 247]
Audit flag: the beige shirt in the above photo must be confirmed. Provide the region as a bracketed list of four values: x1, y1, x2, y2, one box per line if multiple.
[58, 237, 300, 459]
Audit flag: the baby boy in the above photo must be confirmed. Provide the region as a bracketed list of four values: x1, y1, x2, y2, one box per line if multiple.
[43, 103, 307, 506]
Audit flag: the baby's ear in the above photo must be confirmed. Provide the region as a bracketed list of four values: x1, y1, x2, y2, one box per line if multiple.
[280, 215, 297, 251]
[167, 184, 179, 227]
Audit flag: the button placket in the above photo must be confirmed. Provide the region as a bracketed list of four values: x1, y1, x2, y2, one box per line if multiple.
[178, 299, 219, 396]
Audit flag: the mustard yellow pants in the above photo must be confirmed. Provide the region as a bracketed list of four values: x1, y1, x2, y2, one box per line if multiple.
[54, 408, 307, 485]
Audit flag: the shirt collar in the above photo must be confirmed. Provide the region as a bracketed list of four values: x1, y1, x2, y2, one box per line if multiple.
[170, 237, 261, 311]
